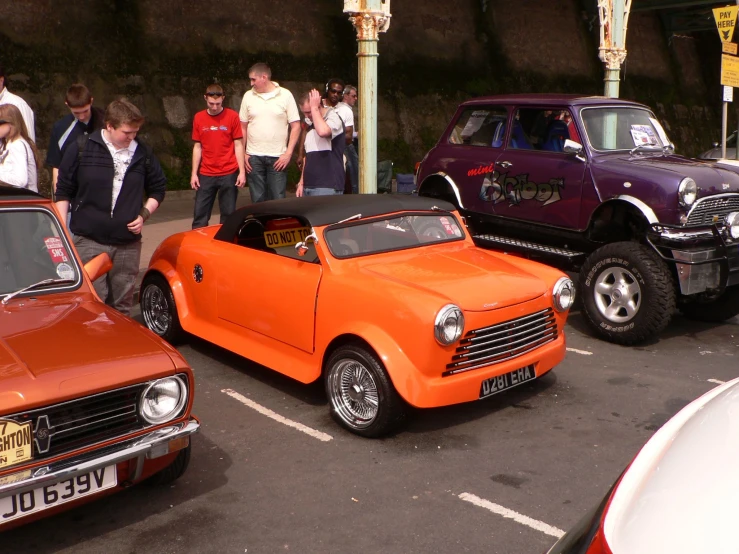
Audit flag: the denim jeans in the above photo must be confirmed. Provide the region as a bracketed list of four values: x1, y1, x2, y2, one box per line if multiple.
[303, 187, 343, 196]
[192, 171, 238, 229]
[345, 144, 359, 194]
[248, 155, 287, 202]
[74, 235, 142, 316]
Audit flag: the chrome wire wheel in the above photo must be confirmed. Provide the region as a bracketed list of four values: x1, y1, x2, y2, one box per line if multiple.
[142, 283, 172, 336]
[593, 266, 642, 323]
[327, 358, 380, 430]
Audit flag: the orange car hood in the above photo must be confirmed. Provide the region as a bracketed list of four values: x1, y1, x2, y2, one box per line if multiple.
[360, 248, 548, 311]
[0, 298, 176, 413]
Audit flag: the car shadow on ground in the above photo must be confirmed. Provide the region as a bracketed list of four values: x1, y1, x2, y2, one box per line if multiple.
[186, 335, 327, 406]
[565, 308, 738, 347]
[1, 432, 231, 551]
[175, 331, 563, 439]
[399, 371, 558, 437]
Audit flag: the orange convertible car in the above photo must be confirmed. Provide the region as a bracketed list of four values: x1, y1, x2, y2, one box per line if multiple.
[141, 195, 574, 437]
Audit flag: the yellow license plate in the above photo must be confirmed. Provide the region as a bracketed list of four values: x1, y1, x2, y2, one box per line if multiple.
[264, 227, 312, 248]
[0, 419, 33, 470]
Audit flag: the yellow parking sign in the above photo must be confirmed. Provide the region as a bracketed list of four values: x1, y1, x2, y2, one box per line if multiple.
[714, 6, 739, 42]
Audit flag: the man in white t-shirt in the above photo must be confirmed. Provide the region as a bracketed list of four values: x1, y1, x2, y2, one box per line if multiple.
[0, 64, 35, 142]
[340, 84, 359, 194]
[238, 63, 301, 202]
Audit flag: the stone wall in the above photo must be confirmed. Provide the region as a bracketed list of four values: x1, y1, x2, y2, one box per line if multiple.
[0, 0, 724, 198]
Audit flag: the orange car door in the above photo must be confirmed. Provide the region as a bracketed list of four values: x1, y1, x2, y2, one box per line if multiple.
[215, 243, 322, 353]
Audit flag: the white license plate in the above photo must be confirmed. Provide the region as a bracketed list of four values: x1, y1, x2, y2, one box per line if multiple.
[479, 365, 536, 399]
[0, 465, 117, 524]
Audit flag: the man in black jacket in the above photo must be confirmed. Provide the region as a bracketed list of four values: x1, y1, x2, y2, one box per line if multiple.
[55, 98, 166, 316]
[46, 83, 105, 195]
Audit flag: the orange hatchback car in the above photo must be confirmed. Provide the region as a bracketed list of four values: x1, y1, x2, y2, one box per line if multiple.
[141, 195, 573, 437]
[0, 186, 198, 528]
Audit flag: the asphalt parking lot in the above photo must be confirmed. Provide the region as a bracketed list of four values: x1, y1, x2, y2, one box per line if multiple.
[3, 308, 737, 553]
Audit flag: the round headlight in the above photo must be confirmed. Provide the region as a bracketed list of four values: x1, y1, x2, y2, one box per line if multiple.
[678, 177, 697, 207]
[434, 304, 465, 346]
[727, 212, 739, 240]
[553, 277, 576, 312]
[140, 376, 188, 425]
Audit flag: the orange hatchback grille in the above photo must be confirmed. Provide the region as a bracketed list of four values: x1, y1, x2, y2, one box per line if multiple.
[444, 309, 557, 376]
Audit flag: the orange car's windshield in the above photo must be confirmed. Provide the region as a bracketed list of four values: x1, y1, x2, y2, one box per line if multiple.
[0, 209, 80, 296]
[325, 213, 465, 258]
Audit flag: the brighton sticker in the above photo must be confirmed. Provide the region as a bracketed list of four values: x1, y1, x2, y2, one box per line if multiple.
[56, 263, 75, 280]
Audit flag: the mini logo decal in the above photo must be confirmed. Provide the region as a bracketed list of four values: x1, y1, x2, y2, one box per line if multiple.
[193, 264, 204, 283]
[723, 183, 731, 190]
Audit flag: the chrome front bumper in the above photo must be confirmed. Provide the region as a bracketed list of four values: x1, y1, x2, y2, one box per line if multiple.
[0, 418, 199, 499]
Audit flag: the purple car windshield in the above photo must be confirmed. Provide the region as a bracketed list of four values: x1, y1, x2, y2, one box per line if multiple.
[580, 107, 672, 152]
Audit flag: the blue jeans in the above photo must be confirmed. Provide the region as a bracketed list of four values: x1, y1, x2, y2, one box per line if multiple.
[192, 171, 238, 229]
[345, 144, 359, 194]
[303, 188, 343, 196]
[248, 155, 287, 202]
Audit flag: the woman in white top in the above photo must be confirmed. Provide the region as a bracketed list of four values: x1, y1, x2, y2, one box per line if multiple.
[0, 104, 39, 192]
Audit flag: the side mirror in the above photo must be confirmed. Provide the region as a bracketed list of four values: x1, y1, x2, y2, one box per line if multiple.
[563, 139, 586, 162]
[84, 253, 112, 282]
[294, 232, 318, 257]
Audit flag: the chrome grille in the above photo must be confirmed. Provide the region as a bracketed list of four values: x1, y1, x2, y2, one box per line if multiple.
[444, 308, 557, 376]
[5, 384, 147, 459]
[686, 194, 739, 226]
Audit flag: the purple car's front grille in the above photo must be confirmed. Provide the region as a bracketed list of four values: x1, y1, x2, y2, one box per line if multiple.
[687, 194, 739, 226]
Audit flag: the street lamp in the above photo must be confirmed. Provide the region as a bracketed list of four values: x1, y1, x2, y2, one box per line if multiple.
[344, 0, 392, 194]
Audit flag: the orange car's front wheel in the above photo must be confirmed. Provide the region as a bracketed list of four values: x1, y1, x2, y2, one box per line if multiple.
[141, 273, 184, 344]
[325, 344, 406, 438]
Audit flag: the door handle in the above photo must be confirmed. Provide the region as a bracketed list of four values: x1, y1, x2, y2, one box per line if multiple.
[497, 160, 512, 168]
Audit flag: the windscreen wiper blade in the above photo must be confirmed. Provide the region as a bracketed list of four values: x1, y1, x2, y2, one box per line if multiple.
[1, 278, 76, 305]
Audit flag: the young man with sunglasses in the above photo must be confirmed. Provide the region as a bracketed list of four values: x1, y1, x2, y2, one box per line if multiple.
[191, 84, 245, 228]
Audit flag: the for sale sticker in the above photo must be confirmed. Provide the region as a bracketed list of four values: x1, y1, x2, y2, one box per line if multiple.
[43, 237, 69, 263]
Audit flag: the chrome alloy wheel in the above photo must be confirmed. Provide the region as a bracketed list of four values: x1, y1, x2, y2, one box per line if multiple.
[142, 284, 172, 336]
[593, 266, 642, 323]
[327, 359, 380, 430]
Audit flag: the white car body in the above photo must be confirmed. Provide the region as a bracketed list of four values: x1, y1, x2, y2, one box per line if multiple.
[548, 377, 739, 553]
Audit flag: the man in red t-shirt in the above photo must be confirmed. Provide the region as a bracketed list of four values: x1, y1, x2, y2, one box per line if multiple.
[191, 84, 246, 228]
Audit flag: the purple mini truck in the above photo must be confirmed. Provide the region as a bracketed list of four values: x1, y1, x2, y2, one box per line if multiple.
[416, 94, 739, 345]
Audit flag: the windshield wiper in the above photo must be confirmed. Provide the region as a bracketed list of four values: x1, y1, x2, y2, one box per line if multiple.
[1, 278, 76, 305]
[629, 143, 661, 155]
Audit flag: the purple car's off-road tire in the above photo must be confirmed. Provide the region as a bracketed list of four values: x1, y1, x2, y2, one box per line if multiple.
[579, 242, 676, 345]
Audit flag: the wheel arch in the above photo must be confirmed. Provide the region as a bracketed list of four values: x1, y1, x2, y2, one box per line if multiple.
[586, 197, 655, 243]
[141, 261, 191, 321]
[320, 327, 420, 405]
[417, 172, 464, 209]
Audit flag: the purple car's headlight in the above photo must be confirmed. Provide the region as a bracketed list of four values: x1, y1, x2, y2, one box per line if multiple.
[678, 177, 697, 207]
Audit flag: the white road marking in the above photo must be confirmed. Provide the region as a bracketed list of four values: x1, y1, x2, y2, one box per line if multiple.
[221, 388, 333, 442]
[708, 379, 726, 385]
[458, 492, 565, 539]
[566, 347, 593, 356]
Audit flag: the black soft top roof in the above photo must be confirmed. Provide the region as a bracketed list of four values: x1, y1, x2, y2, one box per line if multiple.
[215, 194, 456, 240]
